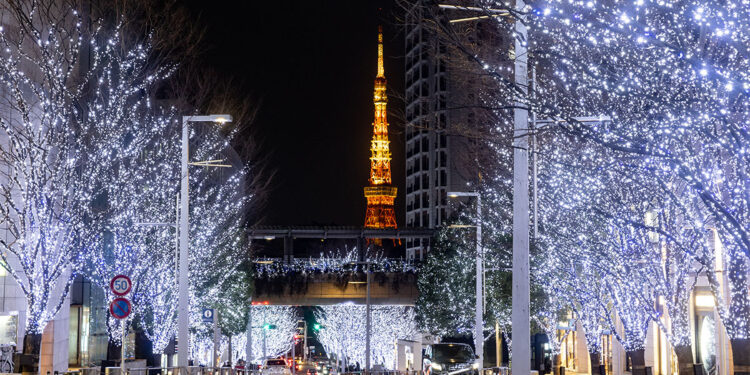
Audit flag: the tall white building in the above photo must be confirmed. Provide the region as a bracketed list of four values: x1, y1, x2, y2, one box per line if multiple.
[403, 1, 502, 260]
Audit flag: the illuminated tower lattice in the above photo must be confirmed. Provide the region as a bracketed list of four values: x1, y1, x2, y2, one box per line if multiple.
[364, 26, 397, 229]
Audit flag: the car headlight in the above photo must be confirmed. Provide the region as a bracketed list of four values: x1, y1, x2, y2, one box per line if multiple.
[431, 363, 443, 371]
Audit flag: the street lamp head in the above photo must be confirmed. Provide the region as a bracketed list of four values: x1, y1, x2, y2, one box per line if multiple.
[447, 191, 480, 198]
[209, 114, 233, 124]
[447, 224, 477, 228]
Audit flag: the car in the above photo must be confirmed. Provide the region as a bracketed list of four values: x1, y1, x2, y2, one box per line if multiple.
[296, 361, 318, 375]
[262, 358, 293, 375]
[423, 343, 480, 375]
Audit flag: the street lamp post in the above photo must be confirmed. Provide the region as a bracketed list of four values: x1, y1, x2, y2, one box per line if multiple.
[447, 191, 483, 369]
[365, 265, 371, 372]
[437, 4, 528, 372]
[512, 1, 531, 372]
[177, 114, 232, 369]
[263, 308, 267, 358]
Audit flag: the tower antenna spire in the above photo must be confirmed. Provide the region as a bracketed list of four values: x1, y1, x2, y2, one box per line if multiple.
[377, 25, 384, 77]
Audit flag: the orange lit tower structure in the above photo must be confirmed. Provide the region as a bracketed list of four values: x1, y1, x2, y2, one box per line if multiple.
[364, 27, 398, 229]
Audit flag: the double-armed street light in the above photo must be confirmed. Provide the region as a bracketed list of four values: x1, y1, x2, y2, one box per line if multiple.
[446, 191, 484, 368]
[177, 114, 233, 369]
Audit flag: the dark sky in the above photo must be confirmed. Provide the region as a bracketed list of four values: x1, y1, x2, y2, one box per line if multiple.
[186, 1, 406, 226]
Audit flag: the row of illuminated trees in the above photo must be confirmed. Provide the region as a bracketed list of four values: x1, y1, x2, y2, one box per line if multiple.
[413, 0, 749, 373]
[0, 0, 261, 367]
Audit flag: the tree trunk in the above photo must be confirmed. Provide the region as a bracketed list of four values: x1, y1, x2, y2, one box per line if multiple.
[673, 345, 695, 375]
[22, 333, 41, 356]
[150, 354, 162, 375]
[107, 340, 122, 362]
[730, 339, 750, 375]
[21, 333, 42, 374]
[627, 350, 646, 375]
[554, 354, 562, 375]
[589, 352, 600, 375]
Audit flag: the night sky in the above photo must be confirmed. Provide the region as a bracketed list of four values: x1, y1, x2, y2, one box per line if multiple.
[186, 1, 406, 226]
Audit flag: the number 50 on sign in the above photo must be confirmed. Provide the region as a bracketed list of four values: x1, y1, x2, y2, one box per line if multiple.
[110, 275, 132, 296]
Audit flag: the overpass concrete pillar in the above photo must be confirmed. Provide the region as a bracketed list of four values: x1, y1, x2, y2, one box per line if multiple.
[357, 237, 366, 261]
[284, 236, 294, 263]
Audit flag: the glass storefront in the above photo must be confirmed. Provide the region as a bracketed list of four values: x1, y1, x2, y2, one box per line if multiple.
[698, 315, 717, 375]
[558, 326, 578, 371]
[0, 315, 18, 346]
[601, 334, 613, 375]
[69, 306, 81, 365]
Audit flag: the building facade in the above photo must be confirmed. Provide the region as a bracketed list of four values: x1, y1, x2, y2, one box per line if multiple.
[553, 229, 741, 375]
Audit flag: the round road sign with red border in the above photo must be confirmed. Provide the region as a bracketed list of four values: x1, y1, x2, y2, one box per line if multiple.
[110, 275, 132, 296]
[109, 298, 132, 320]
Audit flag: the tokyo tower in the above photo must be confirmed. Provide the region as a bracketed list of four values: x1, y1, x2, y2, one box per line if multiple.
[364, 26, 397, 229]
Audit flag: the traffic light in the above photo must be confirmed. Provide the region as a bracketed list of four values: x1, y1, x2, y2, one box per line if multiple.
[263, 324, 277, 330]
[313, 323, 321, 331]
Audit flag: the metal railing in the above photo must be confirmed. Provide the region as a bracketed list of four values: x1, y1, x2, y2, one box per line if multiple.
[65, 366, 261, 375]
[60, 366, 512, 375]
[334, 368, 510, 375]
[122, 367, 261, 375]
[481, 367, 511, 375]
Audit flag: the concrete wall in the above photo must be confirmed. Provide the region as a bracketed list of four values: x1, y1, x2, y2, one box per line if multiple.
[40, 297, 71, 375]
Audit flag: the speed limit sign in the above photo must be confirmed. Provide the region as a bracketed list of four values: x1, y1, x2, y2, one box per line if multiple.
[110, 275, 132, 296]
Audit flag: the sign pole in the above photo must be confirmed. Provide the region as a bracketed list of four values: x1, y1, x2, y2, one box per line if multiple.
[213, 309, 220, 369]
[109, 275, 133, 374]
[121, 319, 126, 372]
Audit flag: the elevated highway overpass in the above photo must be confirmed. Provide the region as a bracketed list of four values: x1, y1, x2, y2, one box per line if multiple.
[248, 226, 434, 305]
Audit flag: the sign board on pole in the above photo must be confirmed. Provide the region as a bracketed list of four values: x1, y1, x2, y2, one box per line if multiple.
[110, 275, 132, 296]
[202, 308, 214, 323]
[109, 298, 132, 320]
